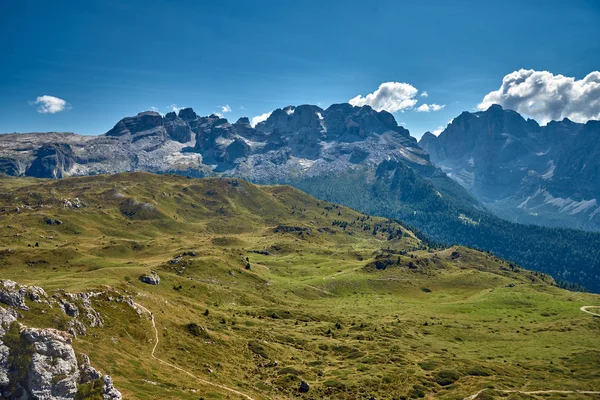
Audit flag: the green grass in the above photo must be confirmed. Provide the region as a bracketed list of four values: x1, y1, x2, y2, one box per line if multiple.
[0, 172, 598, 399]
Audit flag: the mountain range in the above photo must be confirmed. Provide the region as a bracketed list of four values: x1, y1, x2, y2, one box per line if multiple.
[0, 104, 430, 183]
[419, 104, 600, 231]
[1, 103, 600, 292]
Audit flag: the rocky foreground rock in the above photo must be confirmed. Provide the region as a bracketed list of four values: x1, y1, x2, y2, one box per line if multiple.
[139, 271, 160, 285]
[0, 281, 122, 399]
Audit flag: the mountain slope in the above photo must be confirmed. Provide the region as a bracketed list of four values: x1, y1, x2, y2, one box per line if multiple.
[419, 105, 600, 231]
[2, 104, 600, 292]
[0, 173, 598, 399]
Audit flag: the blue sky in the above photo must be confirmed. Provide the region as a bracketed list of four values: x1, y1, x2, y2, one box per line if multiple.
[1, 0, 599, 139]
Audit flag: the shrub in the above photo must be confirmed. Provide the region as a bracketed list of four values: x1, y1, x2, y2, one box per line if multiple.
[4, 322, 34, 397]
[418, 360, 438, 371]
[75, 378, 104, 400]
[277, 367, 302, 376]
[434, 369, 461, 386]
[408, 384, 426, 398]
[186, 323, 211, 340]
[465, 365, 491, 376]
[323, 379, 345, 390]
[248, 340, 269, 358]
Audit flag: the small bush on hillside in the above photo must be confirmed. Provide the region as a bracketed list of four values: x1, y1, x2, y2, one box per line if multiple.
[408, 384, 426, 398]
[465, 365, 491, 376]
[418, 360, 438, 371]
[4, 322, 34, 397]
[75, 378, 104, 400]
[434, 369, 461, 386]
[248, 340, 269, 358]
[186, 323, 211, 340]
[277, 367, 302, 376]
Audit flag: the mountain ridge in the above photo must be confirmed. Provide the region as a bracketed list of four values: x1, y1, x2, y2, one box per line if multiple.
[419, 104, 600, 231]
[2, 104, 600, 292]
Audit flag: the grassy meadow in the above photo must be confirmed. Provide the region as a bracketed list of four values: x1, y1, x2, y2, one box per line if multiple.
[0, 172, 598, 399]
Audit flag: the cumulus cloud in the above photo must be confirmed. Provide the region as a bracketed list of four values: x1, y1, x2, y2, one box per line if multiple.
[420, 91, 428, 98]
[478, 69, 600, 124]
[30, 95, 70, 114]
[221, 104, 232, 113]
[432, 126, 445, 136]
[349, 82, 419, 113]
[416, 103, 445, 112]
[169, 104, 184, 113]
[251, 112, 272, 128]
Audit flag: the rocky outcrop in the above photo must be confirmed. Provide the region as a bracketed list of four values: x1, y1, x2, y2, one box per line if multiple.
[164, 112, 193, 143]
[59, 300, 79, 318]
[106, 111, 164, 137]
[0, 280, 49, 311]
[225, 138, 251, 162]
[298, 380, 310, 393]
[25, 143, 75, 179]
[69, 293, 105, 328]
[0, 307, 19, 393]
[0, 307, 122, 400]
[140, 271, 160, 285]
[21, 327, 80, 399]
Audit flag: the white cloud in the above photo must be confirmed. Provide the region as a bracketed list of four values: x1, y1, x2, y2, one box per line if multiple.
[420, 91, 428, 98]
[478, 69, 600, 124]
[349, 82, 419, 113]
[416, 103, 445, 112]
[432, 126, 445, 136]
[169, 104, 184, 113]
[30, 95, 70, 114]
[150, 106, 160, 113]
[221, 104, 232, 113]
[239, 106, 247, 110]
[250, 112, 272, 128]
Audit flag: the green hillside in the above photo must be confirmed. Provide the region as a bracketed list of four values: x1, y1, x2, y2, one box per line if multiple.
[291, 164, 600, 293]
[0, 173, 598, 399]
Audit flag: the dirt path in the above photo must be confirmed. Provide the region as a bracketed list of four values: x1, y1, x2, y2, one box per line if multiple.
[134, 302, 256, 400]
[464, 388, 600, 399]
[580, 306, 600, 317]
[305, 284, 333, 295]
[463, 305, 600, 400]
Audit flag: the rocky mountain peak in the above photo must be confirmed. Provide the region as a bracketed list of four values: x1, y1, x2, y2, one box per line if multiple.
[106, 111, 163, 137]
[418, 105, 600, 230]
[1, 101, 428, 186]
[486, 103, 504, 112]
[164, 111, 178, 121]
[235, 117, 251, 125]
[178, 107, 197, 121]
